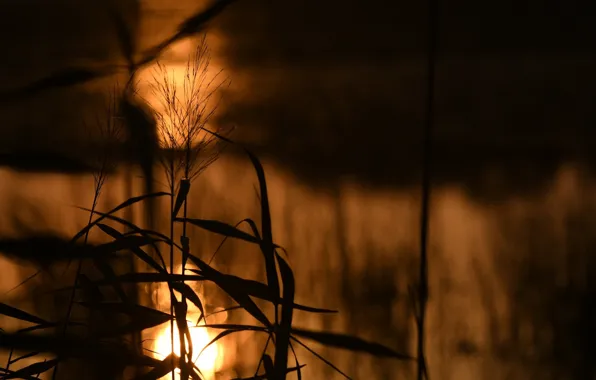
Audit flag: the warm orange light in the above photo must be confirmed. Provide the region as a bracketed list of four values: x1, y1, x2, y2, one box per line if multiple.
[153, 316, 223, 380]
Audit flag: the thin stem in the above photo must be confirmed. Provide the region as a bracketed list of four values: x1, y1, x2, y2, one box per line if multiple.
[169, 160, 176, 380]
[52, 188, 101, 380]
[417, 0, 438, 379]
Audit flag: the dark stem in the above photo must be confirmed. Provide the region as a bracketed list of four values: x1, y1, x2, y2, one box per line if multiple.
[51, 188, 101, 380]
[417, 0, 438, 379]
[179, 134, 192, 376]
[169, 159, 176, 380]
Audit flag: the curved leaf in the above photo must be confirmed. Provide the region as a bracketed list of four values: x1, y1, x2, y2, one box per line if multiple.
[187, 256, 271, 328]
[3, 358, 59, 379]
[0, 303, 48, 325]
[290, 328, 414, 360]
[71, 192, 170, 243]
[175, 218, 260, 244]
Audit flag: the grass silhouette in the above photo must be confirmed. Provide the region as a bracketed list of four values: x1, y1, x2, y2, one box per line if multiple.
[0, 2, 414, 379]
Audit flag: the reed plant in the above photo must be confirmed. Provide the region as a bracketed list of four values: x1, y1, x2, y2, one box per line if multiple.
[0, 1, 415, 379]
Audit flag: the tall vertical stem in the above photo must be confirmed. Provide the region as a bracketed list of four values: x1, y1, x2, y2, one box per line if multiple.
[417, 0, 438, 379]
[169, 159, 176, 380]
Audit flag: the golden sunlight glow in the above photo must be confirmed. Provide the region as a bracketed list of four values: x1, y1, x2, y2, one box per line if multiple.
[153, 317, 223, 380]
[136, 36, 227, 149]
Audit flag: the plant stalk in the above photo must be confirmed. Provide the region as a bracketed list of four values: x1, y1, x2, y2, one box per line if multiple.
[417, 0, 438, 379]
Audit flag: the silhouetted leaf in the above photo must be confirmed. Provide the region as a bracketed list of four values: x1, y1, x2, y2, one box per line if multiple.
[3, 358, 59, 379]
[230, 365, 305, 380]
[75, 273, 204, 287]
[188, 269, 335, 314]
[95, 223, 166, 273]
[245, 150, 280, 319]
[77, 302, 171, 334]
[94, 234, 156, 256]
[289, 342, 302, 380]
[107, 3, 136, 71]
[175, 218, 260, 244]
[90, 256, 128, 302]
[8, 351, 40, 366]
[0, 236, 98, 268]
[273, 254, 295, 378]
[173, 300, 193, 380]
[187, 256, 271, 328]
[196, 328, 245, 360]
[199, 323, 268, 332]
[0, 151, 100, 173]
[132, 353, 180, 380]
[290, 328, 413, 360]
[171, 283, 205, 323]
[72, 192, 170, 243]
[17, 321, 85, 334]
[138, 0, 238, 68]
[290, 337, 351, 380]
[4, 67, 116, 100]
[173, 179, 191, 218]
[262, 354, 274, 377]
[0, 333, 161, 367]
[0, 303, 48, 325]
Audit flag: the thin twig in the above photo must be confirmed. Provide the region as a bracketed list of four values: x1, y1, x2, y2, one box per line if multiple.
[417, 0, 439, 379]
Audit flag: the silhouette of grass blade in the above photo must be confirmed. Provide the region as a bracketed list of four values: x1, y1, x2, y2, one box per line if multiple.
[187, 269, 334, 314]
[138, 0, 237, 68]
[230, 365, 305, 380]
[95, 223, 166, 273]
[17, 321, 85, 334]
[175, 218, 260, 244]
[132, 353, 190, 380]
[0, 236, 97, 268]
[3, 358, 59, 379]
[107, 4, 136, 71]
[290, 337, 352, 380]
[0, 303, 48, 325]
[196, 329, 243, 360]
[171, 283, 205, 323]
[290, 328, 413, 360]
[4, 67, 116, 101]
[0, 333, 161, 367]
[0, 151, 100, 173]
[77, 303, 171, 333]
[172, 300, 192, 380]
[94, 235, 157, 256]
[91, 256, 128, 302]
[71, 192, 170, 243]
[262, 354, 274, 377]
[77, 302, 168, 318]
[8, 352, 40, 366]
[198, 324, 268, 332]
[132, 353, 177, 380]
[70, 273, 204, 288]
[289, 342, 302, 380]
[185, 260, 272, 328]
[245, 150, 279, 320]
[273, 254, 294, 378]
[172, 179, 191, 219]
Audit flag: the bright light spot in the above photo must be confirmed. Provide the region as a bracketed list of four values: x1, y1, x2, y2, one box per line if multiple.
[154, 318, 223, 380]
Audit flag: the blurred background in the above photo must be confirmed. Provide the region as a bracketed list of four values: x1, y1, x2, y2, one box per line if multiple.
[0, 0, 595, 378]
